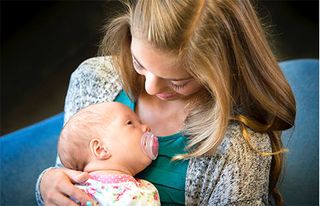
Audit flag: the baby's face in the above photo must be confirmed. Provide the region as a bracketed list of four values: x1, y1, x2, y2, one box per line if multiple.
[102, 103, 158, 173]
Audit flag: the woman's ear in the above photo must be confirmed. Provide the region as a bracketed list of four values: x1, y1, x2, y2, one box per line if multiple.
[89, 138, 112, 160]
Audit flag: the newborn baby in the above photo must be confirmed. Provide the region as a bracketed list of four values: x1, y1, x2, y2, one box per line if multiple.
[58, 102, 160, 206]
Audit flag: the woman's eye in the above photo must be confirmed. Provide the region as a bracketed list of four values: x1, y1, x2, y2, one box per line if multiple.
[170, 82, 188, 90]
[133, 61, 143, 71]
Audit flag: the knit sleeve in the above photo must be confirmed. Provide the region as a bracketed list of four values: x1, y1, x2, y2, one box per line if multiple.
[35, 56, 123, 205]
[64, 56, 122, 124]
[185, 122, 272, 206]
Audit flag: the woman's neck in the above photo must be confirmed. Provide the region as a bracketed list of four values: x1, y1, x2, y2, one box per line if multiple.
[136, 93, 188, 136]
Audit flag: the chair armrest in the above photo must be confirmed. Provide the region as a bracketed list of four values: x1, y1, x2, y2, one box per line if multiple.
[0, 113, 64, 205]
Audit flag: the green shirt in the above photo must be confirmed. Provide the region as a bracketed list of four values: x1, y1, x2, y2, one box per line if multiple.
[115, 90, 189, 205]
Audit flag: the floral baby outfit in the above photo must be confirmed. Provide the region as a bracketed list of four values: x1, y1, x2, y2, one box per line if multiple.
[76, 174, 160, 206]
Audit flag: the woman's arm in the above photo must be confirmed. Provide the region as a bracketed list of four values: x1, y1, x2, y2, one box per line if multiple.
[35, 56, 122, 205]
[63, 56, 122, 122]
[185, 122, 272, 206]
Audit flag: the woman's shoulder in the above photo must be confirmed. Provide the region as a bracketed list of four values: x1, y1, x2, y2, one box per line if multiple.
[71, 56, 119, 81]
[64, 56, 123, 123]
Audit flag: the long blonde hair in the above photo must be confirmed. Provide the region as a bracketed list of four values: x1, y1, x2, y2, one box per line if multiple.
[99, 0, 296, 205]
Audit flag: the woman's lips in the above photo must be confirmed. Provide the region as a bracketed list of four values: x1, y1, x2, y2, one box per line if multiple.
[156, 92, 176, 100]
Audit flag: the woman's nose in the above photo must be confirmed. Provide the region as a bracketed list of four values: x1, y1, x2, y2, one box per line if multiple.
[144, 72, 165, 95]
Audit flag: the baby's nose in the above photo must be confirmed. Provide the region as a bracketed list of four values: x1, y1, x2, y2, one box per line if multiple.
[142, 124, 151, 132]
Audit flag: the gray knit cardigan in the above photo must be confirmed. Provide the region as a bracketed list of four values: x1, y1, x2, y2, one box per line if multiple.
[36, 56, 272, 206]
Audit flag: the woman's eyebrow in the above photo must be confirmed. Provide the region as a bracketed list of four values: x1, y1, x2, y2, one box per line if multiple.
[131, 54, 193, 81]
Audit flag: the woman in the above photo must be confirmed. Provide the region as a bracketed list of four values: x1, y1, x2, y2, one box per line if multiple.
[36, 0, 295, 205]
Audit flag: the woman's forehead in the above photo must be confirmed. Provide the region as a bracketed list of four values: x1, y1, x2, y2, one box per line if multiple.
[131, 37, 190, 79]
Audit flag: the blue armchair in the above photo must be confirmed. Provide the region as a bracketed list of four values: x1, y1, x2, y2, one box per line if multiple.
[1, 59, 318, 206]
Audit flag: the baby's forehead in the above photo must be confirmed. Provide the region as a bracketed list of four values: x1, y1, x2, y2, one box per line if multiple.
[110, 105, 136, 120]
[84, 102, 128, 112]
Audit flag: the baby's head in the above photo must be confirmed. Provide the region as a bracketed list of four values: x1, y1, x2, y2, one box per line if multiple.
[58, 102, 158, 176]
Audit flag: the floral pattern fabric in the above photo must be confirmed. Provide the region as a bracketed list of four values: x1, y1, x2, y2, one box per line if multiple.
[76, 174, 160, 206]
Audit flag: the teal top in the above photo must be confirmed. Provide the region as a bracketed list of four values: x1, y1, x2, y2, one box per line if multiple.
[115, 90, 189, 205]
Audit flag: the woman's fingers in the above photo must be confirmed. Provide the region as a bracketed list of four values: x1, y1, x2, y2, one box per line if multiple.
[58, 178, 93, 205]
[62, 168, 90, 184]
[45, 192, 79, 206]
[40, 168, 93, 206]
[44, 185, 79, 206]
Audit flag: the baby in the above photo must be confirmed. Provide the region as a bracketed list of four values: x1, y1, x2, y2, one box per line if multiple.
[58, 102, 160, 206]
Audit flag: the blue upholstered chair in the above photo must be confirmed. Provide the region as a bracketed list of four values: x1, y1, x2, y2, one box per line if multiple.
[279, 59, 319, 206]
[1, 59, 318, 206]
[1, 113, 64, 205]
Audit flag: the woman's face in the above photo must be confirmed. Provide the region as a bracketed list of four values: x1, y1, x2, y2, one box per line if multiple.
[131, 37, 203, 101]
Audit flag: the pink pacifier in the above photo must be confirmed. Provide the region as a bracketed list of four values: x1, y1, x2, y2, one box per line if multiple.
[141, 132, 159, 160]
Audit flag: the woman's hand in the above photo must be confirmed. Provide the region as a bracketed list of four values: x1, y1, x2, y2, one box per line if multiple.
[40, 168, 93, 206]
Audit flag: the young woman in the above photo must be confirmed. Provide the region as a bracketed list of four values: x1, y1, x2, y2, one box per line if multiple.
[36, 0, 295, 205]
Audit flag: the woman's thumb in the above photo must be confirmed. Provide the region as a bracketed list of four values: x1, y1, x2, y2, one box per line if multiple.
[63, 168, 89, 184]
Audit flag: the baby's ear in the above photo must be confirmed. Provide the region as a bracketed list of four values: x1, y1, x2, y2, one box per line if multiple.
[89, 138, 111, 160]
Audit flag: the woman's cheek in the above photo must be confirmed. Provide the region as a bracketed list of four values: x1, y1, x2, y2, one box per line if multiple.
[177, 84, 203, 96]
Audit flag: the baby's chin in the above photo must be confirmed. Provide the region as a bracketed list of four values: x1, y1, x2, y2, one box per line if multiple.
[143, 157, 153, 167]
[136, 157, 153, 173]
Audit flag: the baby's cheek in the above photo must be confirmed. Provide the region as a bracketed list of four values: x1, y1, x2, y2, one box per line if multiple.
[141, 153, 152, 168]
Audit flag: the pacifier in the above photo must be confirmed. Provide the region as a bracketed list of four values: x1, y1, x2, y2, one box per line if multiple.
[141, 132, 159, 160]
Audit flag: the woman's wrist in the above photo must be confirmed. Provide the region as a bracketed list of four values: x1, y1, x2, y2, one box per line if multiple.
[35, 167, 58, 206]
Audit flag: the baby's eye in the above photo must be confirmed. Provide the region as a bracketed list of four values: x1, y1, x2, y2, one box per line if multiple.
[126, 120, 133, 125]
